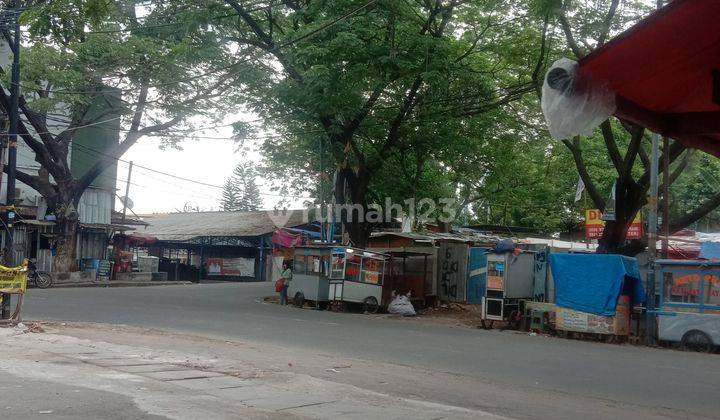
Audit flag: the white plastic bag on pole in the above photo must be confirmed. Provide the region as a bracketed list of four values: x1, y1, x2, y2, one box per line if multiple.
[541, 58, 616, 139]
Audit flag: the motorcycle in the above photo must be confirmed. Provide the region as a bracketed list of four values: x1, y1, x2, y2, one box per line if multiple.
[28, 259, 52, 288]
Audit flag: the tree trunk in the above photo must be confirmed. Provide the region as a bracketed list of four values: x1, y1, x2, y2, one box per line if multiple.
[52, 203, 80, 273]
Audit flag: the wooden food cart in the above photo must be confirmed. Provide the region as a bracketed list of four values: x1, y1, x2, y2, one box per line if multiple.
[328, 247, 389, 313]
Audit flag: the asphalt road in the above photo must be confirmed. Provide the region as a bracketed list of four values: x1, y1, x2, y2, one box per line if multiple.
[21, 283, 720, 418]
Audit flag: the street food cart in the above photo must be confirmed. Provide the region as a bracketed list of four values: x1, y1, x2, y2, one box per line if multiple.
[548, 253, 645, 341]
[655, 259, 720, 352]
[288, 246, 332, 308]
[327, 247, 389, 313]
[481, 252, 535, 328]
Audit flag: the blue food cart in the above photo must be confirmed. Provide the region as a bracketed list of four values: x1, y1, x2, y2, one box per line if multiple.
[655, 259, 720, 352]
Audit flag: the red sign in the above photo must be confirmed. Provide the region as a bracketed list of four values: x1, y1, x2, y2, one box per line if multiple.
[585, 209, 643, 240]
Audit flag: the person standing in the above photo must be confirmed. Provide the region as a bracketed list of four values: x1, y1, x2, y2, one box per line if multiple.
[279, 261, 292, 305]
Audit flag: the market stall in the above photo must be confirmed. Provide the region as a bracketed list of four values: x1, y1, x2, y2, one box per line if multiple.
[384, 251, 430, 308]
[548, 253, 645, 340]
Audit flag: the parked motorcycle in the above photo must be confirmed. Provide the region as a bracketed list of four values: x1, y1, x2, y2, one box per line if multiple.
[28, 259, 52, 288]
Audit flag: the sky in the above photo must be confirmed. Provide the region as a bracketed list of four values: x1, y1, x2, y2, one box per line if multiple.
[114, 116, 295, 215]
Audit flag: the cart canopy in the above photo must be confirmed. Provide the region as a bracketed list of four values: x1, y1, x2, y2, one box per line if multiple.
[549, 254, 645, 316]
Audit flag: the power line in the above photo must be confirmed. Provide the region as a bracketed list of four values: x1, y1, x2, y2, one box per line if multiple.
[70, 141, 315, 199]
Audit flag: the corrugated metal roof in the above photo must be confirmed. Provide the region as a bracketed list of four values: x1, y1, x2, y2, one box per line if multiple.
[137, 210, 310, 241]
[370, 230, 500, 244]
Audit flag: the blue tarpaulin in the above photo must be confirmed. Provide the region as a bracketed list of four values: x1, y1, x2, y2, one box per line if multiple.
[549, 254, 645, 316]
[700, 241, 720, 259]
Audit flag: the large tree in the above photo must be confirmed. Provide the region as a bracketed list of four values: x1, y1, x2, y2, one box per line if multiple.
[198, 0, 544, 246]
[4, 0, 240, 271]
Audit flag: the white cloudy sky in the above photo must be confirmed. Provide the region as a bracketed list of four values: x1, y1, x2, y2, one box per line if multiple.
[113, 114, 300, 215]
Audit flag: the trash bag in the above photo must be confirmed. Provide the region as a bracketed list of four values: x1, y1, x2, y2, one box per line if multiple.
[387, 293, 416, 316]
[541, 58, 615, 140]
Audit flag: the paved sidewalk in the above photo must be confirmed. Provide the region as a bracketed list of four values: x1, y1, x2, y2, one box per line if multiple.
[0, 325, 503, 420]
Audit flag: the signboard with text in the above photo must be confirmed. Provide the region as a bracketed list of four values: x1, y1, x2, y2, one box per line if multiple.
[205, 257, 256, 277]
[585, 209, 643, 240]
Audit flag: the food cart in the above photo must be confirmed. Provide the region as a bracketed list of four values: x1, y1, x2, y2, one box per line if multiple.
[481, 251, 535, 328]
[327, 247, 389, 313]
[288, 246, 333, 308]
[548, 253, 645, 342]
[655, 259, 720, 352]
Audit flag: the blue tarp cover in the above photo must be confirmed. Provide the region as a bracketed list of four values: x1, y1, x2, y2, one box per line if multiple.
[549, 254, 645, 316]
[700, 242, 720, 259]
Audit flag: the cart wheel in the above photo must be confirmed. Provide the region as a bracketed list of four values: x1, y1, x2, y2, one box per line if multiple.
[362, 296, 379, 314]
[681, 330, 714, 353]
[480, 320, 494, 330]
[293, 292, 305, 308]
[507, 310, 521, 330]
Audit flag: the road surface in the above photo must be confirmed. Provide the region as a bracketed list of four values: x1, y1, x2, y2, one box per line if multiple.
[20, 282, 719, 418]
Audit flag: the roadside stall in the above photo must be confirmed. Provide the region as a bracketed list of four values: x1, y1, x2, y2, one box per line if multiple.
[547, 253, 645, 341]
[288, 245, 332, 308]
[655, 259, 720, 352]
[481, 251, 535, 328]
[384, 251, 431, 308]
[327, 247, 390, 313]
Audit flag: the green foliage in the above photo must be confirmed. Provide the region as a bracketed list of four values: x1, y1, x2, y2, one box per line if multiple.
[220, 162, 263, 211]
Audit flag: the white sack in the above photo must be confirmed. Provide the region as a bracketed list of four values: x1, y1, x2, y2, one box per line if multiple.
[387, 293, 416, 316]
[541, 58, 616, 140]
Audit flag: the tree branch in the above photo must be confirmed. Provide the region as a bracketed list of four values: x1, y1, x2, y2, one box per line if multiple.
[557, 8, 584, 59]
[601, 120, 623, 173]
[670, 190, 720, 234]
[3, 167, 57, 202]
[562, 137, 605, 209]
[597, 0, 620, 46]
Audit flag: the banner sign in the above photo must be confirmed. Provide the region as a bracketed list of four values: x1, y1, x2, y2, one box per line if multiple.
[205, 257, 256, 277]
[585, 209, 643, 240]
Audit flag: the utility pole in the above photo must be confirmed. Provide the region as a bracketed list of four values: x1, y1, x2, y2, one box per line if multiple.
[662, 136, 670, 258]
[1, 1, 21, 320]
[645, 132, 659, 346]
[121, 161, 133, 223]
[643, 0, 665, 348]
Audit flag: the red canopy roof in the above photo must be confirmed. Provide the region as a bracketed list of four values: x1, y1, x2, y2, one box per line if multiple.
[579, 0, 720, 155]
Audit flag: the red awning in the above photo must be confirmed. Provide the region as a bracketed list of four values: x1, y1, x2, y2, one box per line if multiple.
[123, 233, 158, 246]
[578, 0, 720, 155]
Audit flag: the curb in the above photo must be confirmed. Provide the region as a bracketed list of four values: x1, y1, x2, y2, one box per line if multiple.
[31, 281, 193, 289]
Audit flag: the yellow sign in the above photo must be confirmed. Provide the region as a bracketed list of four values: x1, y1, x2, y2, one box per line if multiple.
[585, 209, 643, 239]
[0, 261, 28, 294]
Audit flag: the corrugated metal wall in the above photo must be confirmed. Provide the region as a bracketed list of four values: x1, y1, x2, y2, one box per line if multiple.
[78, 188, 112, 224]
[78, 231, 107, 259]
